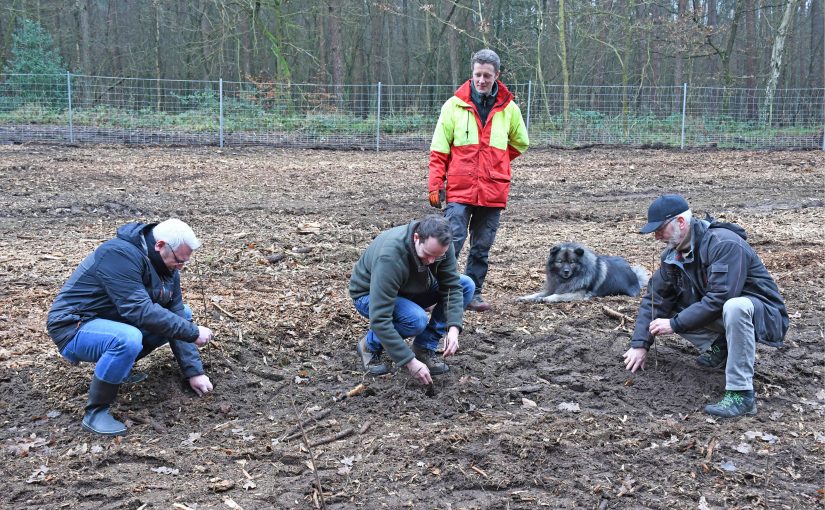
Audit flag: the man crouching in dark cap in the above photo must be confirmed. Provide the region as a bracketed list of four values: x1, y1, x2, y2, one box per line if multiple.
[623, 194, 788, 417]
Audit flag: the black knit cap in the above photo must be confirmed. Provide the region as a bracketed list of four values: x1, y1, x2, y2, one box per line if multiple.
[639, 194, 689, 234]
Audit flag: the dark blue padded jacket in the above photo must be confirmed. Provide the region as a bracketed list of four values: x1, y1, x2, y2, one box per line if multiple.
[47, 222, 203, 378]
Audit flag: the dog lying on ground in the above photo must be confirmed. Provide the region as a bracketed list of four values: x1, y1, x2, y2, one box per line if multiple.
[517, 242, 649, 303]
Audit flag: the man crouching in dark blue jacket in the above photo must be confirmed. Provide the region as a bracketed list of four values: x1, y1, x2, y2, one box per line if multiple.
[47, 219, 214, 436]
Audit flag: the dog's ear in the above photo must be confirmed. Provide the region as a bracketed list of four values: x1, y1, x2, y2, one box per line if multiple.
[549, 246, 561, 258]
[574, 247, 585, 257]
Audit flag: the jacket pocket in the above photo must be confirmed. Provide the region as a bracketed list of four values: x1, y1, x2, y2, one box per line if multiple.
[707, 263, 729, 292]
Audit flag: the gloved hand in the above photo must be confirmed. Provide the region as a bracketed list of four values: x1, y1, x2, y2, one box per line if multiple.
[428, 189, 446, 208]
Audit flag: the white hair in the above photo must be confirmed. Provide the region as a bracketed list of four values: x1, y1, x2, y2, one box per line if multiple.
[152, 219, 201, 251]
[677, 209, 693, 223]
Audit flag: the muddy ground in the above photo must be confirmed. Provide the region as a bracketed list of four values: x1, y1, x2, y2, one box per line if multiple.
[0, 146, 823, 510]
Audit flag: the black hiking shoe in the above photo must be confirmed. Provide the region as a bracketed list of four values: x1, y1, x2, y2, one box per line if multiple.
[704, 390, 757, 418]
[412, 345, 449, 375]
[356, 336, 390, 376]
[696, 338, 728, 369]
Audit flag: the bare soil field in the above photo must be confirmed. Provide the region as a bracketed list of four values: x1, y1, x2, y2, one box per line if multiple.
[0, 145, 823, 510]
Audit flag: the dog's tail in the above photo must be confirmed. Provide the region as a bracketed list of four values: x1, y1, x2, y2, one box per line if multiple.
[631, 265, 650, 290]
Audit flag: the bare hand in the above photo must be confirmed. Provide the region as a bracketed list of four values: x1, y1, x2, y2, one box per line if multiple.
[623, 347, 648, 373]
[648, 318, 673, 337]
[443, 327, 460, 357]
[189, 374, 213, 396]
[406, 358, 432, 385]
[195, 326, 214, 347]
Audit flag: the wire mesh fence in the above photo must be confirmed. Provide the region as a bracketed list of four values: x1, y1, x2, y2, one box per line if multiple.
[1, 73, 822, 150]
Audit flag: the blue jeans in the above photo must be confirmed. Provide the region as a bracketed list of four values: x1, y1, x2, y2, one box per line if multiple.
[60, 306, 193, 384]
[443, 203, 502, 297]
[353, 275, 475, 352]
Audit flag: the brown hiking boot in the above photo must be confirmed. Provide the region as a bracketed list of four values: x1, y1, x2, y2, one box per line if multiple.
[466, 296, 492, 312]
[412, 345, 449, 375]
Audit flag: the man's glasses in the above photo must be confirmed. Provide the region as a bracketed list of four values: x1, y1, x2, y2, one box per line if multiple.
[167, 245, 187, 266]
[655, 217, 676, 234]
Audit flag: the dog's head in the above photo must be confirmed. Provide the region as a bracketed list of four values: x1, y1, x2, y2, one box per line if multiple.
[547, 244, 587, 280]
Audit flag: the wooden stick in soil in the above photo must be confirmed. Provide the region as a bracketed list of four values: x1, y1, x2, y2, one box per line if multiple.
[602, 305, 634, 323]
[308, 427, 354, 448]
[197, 262, 211, 371]
[651, 253, 658, 369]
[290, 396, 327, 510]
[280, 408, 332, 441]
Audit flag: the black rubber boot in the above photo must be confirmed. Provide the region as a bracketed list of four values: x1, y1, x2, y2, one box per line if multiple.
[81, 377, 127, 436]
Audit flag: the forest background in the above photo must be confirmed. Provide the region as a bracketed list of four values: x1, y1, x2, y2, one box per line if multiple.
[1, 0, 822, 91]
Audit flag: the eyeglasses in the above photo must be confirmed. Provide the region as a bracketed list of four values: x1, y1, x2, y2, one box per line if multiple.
[655, 217, 676, 234]
[167, 245, 188, 266]
[416, 239, 448, 262]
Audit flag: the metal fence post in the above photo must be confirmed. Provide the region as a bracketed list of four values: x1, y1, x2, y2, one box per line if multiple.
[680, 82, 687, 150]
[526, 80, 532, 132]
[375, 81, 382, 152]
[67, 72, 74, 144]
[219, 78, 224, 148]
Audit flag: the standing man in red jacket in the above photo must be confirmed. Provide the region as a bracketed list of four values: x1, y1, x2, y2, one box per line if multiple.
[428, 48, 529, 312]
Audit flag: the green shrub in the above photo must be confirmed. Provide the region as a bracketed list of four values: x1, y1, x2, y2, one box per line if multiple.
[2, 19, 68, 109]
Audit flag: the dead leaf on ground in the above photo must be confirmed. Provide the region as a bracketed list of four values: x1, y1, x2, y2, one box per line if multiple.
[297, 223, 321, 234]
[223, 498, 245, 510]
[151, 466, 180, 475]
[558, 402, 581, 413]
[209, 478, 235, 492]
[26, 465, 49, 484]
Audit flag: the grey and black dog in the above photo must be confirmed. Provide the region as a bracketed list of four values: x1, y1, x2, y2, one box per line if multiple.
[517, 242, 649, 303]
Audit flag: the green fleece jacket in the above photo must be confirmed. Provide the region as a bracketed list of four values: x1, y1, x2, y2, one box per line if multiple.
[348, 221, 464, 366]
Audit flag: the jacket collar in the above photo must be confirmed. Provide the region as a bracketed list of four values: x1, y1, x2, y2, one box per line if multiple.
[663, 219, 709, 266]
[470, 80, 498, 107]
[455, 79, 512, 109]
[144, 228, 173, 278]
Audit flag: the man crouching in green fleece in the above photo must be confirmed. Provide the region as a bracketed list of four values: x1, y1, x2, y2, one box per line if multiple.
[349, 215, 475, 384]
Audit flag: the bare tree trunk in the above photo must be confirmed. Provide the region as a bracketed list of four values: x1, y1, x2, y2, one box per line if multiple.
[402, 0, 412, 86]
[326, 0, 344, 107]
[622, 0, 634, 138]
[707, 0, 717, 27]
[317, 4, 327, 82]
[558, 0, 570, 127]
[240, 5, 252, 80]
[369, 1, 382, 83]
[674, 0, 687, 90]
[808, 0, 824, 89]
[764, 0, 800, 124]
[744, 2, 757, 120]
[106, 0, 121, 78]
[200, 1, 211, 81]
[447, 4, 460, 88]
[154, 0, 162, 109]
[719, 1, 743, 93]
[75, 0, 91, 74]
